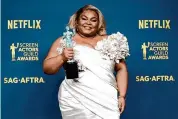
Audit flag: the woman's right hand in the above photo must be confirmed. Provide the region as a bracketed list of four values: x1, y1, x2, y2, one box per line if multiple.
[61, 48, 74, 62]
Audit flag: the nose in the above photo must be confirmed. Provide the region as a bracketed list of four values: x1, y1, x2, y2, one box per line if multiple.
[86, 20, 91, 25]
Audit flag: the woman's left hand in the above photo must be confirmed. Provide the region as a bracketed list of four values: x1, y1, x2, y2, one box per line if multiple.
[118, 97, 125, 114]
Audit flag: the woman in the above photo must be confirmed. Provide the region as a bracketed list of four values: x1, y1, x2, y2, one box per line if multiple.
[43, 4, 129, 119]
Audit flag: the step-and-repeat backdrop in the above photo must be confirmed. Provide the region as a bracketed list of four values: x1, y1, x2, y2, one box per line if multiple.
[2, 0, 178, 119]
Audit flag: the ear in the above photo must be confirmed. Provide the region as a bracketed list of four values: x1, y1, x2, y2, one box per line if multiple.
[75, 20, 78, 26]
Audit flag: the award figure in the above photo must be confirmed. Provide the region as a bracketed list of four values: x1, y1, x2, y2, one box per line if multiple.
[63, 26, 79, 79]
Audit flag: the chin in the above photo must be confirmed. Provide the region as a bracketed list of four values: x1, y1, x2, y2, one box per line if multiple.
[83, 30, 96, 36]
[83, 31, 92, 34]
[83, 32, 96, 37]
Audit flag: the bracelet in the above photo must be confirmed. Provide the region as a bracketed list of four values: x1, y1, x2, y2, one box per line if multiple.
[118, 95, 125, 99]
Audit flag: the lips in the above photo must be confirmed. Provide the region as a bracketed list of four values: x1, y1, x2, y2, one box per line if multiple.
[84, 26, 92, 30]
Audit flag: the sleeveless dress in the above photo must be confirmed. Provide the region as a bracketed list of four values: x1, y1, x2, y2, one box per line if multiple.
[57, 32, 130, 119]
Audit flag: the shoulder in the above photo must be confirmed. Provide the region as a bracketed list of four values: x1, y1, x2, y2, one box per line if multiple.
[97, 34, 108, 40]
[51, 36, 63, 47]
[47, 36, 63, 52]
[55, 36, 63, 43]
[44, 36, 64, 59]
[101, 34, 108, 38]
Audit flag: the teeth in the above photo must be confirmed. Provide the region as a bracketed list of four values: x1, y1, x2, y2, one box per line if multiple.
[84, 26, 91, 30]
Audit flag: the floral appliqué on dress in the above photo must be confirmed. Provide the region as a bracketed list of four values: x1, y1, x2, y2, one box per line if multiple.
[95, 32, 130, 63]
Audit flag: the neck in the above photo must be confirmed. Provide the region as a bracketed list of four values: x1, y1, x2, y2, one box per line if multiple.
[77, 32, 97, 39]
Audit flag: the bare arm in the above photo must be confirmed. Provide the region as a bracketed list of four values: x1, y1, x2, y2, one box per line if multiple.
[115, 60, 128, 113]
[115, 60, 128, 98]
[43, 37, 65, 74]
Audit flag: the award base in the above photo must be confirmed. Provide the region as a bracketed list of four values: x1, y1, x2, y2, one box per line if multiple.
[65, 60, 79, 79]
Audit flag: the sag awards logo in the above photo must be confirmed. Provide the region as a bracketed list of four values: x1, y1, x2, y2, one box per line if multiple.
[141, 42, 168, 60]
[10, 43, 39, 61]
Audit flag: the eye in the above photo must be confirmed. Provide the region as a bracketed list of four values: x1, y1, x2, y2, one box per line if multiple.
[91, 19, 97, 22]
[91, 18, 98, 22]
[82, 17, 87, 20]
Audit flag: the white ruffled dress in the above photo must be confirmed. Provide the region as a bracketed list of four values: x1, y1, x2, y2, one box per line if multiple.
[57, 32, 130, 119]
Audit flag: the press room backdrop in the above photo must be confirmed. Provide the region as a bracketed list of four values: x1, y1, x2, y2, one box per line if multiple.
[2, 0, 178, 119]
